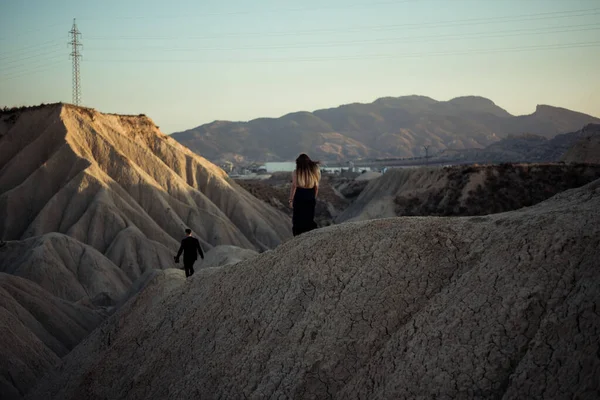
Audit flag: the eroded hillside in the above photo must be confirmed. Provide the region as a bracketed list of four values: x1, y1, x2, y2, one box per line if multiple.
[0, 104, 291, 398]
[26, 180, 600, 399]
[338, 163, 600, 222]
[562, 127, 600, 164]
[0, 104, 291, 254]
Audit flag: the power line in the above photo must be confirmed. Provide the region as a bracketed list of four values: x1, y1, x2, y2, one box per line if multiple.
[0, 1, 420, 42]
[85, 7, 600, 41]
[2, 11, 593, 70]
[69, 18, 82, 106]
[78, 0, 420, 20]
[0, 22, 64, 41]
[4, 40, 593, 84]
[0, 60, 66, 83]
[0, 47, 65, 67]
[82, 40, 600, 64]
[83, 23, 600, 53]
[3, 22, 596, 80]
[1, 54, 67, 76]
[0, 39, 62, 60]
[2, 7, 598, 83]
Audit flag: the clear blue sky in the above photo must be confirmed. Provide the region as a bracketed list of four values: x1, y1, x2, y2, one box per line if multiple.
[1, 0, 599, 133]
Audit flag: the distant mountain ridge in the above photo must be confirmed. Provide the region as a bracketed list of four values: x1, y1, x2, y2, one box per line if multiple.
[171, 95, 600, 163]
[436, 123, 600, 164]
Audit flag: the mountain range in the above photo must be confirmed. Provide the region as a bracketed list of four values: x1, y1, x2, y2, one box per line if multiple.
[2, 103, 599, 399]
[171, 96, 600, 164]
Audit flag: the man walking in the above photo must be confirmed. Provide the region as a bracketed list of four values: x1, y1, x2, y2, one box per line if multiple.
[175, 229, 204, 278]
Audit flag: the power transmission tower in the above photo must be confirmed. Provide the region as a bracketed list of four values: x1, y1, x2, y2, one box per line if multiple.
[68, 19, 82, 106]
[423, 145, 431, 165]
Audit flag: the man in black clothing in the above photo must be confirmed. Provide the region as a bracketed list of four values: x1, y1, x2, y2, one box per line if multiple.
[175, 229, 204, 278]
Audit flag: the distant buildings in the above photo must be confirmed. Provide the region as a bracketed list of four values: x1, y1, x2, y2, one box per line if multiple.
[263, 162, 295, 172]
[228, 161, 380, 177]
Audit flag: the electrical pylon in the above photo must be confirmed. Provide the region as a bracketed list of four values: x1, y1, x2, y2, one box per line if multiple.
[68, 18, 82, 105]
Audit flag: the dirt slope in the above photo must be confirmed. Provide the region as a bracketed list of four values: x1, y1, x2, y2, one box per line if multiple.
[0, 104, 291, 398]
[562, 130, 600, 164]
[338, 163, 600, 222]
[27, 180, 600, 399]
[0, 104, 291, 256]
[0, 273, 105, 399]
[200, 245, 258, 269]
[0, 233, 131, 305]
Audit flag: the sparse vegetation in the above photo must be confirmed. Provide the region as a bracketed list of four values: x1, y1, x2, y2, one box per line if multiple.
[236, 173, 353, 227]
[0, 102, 54, 115]
[394, 163, 600, 216]
[336, 178, 369, 199]
[235, 180, 291, 217]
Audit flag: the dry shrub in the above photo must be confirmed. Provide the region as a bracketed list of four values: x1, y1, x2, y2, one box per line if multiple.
[395, 164, 600, 217]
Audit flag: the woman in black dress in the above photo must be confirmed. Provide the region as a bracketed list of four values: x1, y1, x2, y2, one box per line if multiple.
[288, 153, 321, 236]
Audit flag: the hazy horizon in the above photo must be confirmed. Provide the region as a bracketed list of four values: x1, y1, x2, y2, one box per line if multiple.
[1, 0, 599, 133]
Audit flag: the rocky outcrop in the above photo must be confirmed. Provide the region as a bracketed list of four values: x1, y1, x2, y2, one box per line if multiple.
[27, 180, 600, 399]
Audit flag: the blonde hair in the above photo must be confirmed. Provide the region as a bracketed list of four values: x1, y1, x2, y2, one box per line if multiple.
[295, 154, 321, 188]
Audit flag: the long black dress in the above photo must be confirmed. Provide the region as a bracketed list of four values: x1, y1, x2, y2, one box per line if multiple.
[292, 187, 318, 236]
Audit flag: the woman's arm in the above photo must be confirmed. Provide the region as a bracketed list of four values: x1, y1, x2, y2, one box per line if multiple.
[289, 171, 297, 207]
[314, 184, 318, 199]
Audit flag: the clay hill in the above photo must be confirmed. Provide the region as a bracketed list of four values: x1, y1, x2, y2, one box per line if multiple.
[437, 123, 600, 164]
[337, 163, 600, 222]
[0, 104, 291, 253]
[25, 180, 600, 399]
[171, 96, 600, 163]
[0, 104, 291, 397]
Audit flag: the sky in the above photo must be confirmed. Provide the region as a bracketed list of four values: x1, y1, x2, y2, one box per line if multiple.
[1, 0, 599, 133]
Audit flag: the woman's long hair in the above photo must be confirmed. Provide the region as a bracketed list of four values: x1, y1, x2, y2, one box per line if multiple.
[295, 153, 321, 188]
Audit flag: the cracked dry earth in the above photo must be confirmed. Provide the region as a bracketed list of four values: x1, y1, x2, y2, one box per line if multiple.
[26, 180, 600, 399]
